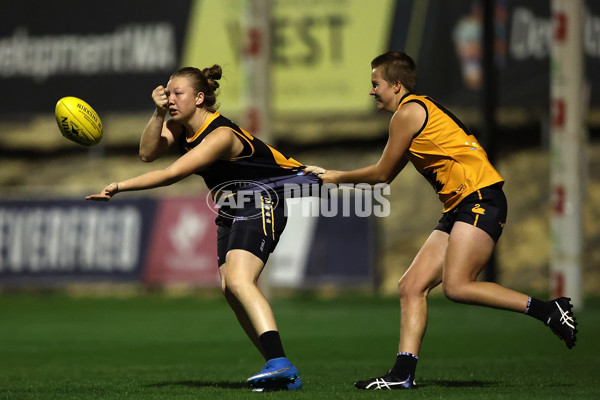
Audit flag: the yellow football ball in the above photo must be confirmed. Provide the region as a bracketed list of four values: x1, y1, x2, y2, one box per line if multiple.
[55, 97, 103, 146]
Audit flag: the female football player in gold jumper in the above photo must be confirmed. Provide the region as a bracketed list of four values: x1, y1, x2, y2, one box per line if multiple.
[305, 51, 577, 390]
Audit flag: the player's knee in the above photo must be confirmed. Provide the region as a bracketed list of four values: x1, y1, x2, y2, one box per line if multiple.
[219, 276, 229, 296]
[442, 281, 469, 303]
[221, 273, 254, 298]
[398, 275, 426, 299]
[397, 276, 410, 298]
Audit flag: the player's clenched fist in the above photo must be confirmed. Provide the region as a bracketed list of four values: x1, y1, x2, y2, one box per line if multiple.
[152, 85, 169, 110]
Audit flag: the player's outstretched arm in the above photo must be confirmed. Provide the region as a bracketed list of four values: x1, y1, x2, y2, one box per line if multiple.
[306, 103, 424, 185]
[86, 128, 239, 201]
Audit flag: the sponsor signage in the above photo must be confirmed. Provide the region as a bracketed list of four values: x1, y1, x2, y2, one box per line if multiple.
[143, 197, 220, 286]
[3, 0, 600, 115]
[411, 1, 600, 108]
[0, 194, 378, 288]
[0, 1, 193, 113]
[0, 199, 156, 282]
[183, 0, 395, 115]
[1, 1, 600, 115]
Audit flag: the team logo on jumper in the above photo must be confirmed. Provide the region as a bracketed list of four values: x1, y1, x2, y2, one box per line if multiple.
[206, 180, 279, 220]
[466, 141, 480, 150]
[471, 204, 486, 215]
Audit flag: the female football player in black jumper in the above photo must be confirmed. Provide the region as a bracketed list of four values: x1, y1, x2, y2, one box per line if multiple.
[87, 65, 317, 391]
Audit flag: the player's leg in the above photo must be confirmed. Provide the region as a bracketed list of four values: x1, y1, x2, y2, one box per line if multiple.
[442, 221, 529, 310]
[442, 185, 577, 348]
[443, 221, 577, 348]
[397, 229, 448, 354]
[218, 258, 265, 358]
[216, 216, 267, 358]
[220, 249, 277, 336]
[355, 229, 447, 390]
[220, 248, 301, 391]
[213, 199, 300, 391]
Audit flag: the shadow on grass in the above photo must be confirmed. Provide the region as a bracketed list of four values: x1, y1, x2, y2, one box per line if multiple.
[147, 380, 248, 390]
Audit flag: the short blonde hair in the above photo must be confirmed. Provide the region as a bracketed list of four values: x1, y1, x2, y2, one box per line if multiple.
[371, 51, 417, 93]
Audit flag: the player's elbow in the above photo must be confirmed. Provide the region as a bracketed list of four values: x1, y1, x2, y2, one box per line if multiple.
[376, 170, 394, 185]
[139, 149, 158, 163]
[371, 164, 395, 185]
[382, 169, 401, 185]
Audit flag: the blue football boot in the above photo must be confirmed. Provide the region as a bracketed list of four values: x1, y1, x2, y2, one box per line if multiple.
[247, 357, 302, 391]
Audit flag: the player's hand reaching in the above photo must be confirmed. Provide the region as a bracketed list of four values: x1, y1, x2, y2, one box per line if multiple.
[152, 85, 169, 111]
[303, 165, 325, 175]
[85, 182, 119, 201]
[303, 165, 341, 184]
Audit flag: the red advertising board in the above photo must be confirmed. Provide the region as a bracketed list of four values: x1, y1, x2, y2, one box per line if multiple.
[143, 196, 219, 286]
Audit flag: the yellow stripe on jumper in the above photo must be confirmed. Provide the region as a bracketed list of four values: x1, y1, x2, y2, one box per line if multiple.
[261, 197, 267, 236]
[271, 205, 275, 240]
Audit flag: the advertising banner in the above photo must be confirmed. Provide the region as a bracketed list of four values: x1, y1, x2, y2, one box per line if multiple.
[0, 1, 193, 113]
[0, 199, 157, 285]
[183, 0, 396, 115]
[2, 1, 599, 119]
[142, 195, 377, 288]
[412, 1, 600, 108]
[0, 0, 395, 115]
[0, 194, 378, 289]
[143, 196, 220, 286]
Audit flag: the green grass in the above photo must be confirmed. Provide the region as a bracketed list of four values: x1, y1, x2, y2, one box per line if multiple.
[0, 292, 598, 399]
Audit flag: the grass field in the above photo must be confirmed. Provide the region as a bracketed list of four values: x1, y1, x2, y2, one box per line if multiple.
[0, 291, 598, 399]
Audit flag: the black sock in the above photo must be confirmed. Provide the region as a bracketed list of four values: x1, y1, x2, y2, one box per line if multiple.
[524, 297, 554, 323]
[259, 330, 286, 360]
[390, 352, 418, 379]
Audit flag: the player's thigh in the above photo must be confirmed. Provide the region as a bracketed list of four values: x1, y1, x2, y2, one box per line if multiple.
[443, 221, 495, 283]
[399, 229, 448, 294]
[220, 249, 266, 288]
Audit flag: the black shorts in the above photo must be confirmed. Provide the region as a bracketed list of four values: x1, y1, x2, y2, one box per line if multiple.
[435, 184, 507, 242]
[215, 195, 287, 267]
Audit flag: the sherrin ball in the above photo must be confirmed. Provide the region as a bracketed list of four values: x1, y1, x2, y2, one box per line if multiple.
[55, 97, 103, 146]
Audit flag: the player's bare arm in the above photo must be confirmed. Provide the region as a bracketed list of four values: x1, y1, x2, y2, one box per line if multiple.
[86, 128, 241, 201]
[307, 102, 425, 185]
[139, 85, 179, 162]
